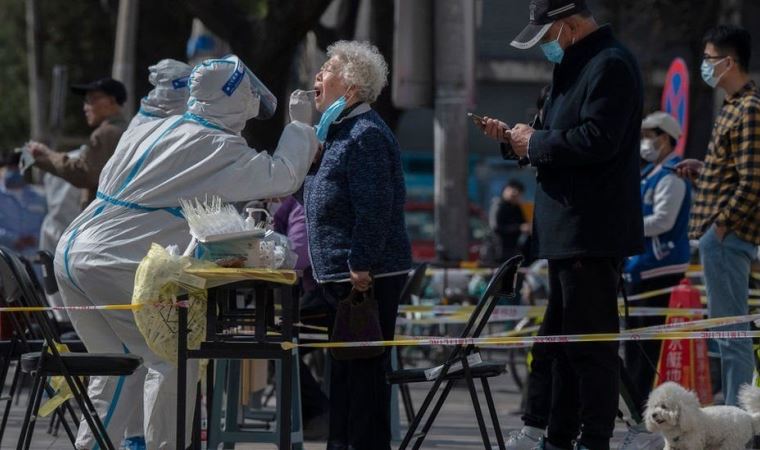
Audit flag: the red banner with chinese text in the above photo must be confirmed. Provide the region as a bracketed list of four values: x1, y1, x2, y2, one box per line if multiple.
[654, 278, 713, 404]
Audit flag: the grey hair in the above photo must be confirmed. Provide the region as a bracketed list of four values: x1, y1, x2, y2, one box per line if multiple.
[326, 40, 389, 104]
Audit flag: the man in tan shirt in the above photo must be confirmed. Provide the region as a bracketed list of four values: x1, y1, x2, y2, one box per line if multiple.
[28, 78, 128, 209]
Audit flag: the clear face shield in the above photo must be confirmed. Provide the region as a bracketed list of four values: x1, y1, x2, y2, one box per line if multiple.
[221, 56, 277, 120]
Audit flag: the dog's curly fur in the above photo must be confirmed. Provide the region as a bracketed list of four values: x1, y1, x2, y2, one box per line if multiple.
[644, 382, 760, 449]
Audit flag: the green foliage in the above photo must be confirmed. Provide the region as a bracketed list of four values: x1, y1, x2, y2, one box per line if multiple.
[0, 0, 195, 155]
[40, 0, 117, 142]
[0, 0, 31, 152]
[239, 0, 267, 19]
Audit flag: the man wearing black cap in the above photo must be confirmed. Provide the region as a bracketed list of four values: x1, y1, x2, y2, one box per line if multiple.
[28, 78, 128, 209]
[481, 1, 644, 449]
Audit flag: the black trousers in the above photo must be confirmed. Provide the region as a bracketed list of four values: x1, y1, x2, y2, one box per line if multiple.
[522, 337, 553, 429]
[623, 273, 683, 414]
[544, 257, 621, 450]
[323, 275, 406, 450]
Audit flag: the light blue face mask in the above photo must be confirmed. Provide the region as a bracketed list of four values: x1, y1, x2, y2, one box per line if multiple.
[540, 23, 565, 64]
[315, 95, 348, 143]
[701, 57, 727, 88]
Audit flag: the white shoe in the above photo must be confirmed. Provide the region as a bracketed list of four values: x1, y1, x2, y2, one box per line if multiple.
[618, 424, 664, 450]
[504, 427, 544, 450]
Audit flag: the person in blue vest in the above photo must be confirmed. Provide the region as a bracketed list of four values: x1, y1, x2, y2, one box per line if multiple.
[622, 111, 691, 442]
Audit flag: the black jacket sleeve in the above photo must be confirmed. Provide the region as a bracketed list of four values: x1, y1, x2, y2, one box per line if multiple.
[528, 54, 639, 168]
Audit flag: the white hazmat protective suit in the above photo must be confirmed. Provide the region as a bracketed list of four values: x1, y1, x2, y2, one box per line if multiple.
[54, 55, 318, 449]
[127, 59, 193, 131]
[39, 149, 81, 322]
[126, 57, 192, 448]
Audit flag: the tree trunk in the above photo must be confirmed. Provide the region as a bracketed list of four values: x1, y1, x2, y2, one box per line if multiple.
[26, 0, 46, 142]
[187, 0, 334, 149]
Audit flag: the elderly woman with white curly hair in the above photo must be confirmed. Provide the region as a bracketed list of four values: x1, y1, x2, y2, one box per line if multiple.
[301, 40, 411, 450]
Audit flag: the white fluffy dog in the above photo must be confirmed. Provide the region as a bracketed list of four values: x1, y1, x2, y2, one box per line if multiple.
[644, 382, 760, 449]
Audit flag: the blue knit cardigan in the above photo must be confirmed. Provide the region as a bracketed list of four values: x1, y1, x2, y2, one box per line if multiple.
[304, 108, 412, 282]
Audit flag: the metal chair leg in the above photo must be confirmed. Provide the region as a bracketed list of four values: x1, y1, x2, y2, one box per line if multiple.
[51, 401, 78, 445]
[0, 355, 23, 443]
[461, 362, 491, 449]
[25, 374, 50, 450]
[410, 379, 457, 450]
[64, 372, 114, 450]
[18, 372, 44, 450]
[395, 347, 416, 423]
[400, 383, 415, 423]
[481, 377, 505, 450]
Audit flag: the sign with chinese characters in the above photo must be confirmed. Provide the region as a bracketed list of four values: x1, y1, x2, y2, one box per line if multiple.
[654, 279, 712, 404]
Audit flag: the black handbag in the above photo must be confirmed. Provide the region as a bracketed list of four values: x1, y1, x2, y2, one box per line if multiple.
[329, 287, 385, 360]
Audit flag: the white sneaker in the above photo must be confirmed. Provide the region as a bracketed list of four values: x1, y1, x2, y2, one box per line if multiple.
[504, 427, 544, 449]
[618, 424, 664, 450]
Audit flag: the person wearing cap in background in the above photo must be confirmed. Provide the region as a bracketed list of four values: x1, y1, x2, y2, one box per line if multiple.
[127, 59, 193, 130]
[27, 78, 128, 209]
[618, 111, 689, 448]
[52, 55, 317, 449]
[480, 0, 644, 449]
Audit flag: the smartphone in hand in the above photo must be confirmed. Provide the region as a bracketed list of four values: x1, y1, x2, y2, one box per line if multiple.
[468, 112, 512, 131]
[467, 113, 486, 130]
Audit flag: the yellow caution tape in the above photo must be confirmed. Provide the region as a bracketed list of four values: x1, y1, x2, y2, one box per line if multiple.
[398, 304, 708, 318]
[282, 329, 760, 351]
[284, 313, 760, 351]
[627, 313, 760, 333]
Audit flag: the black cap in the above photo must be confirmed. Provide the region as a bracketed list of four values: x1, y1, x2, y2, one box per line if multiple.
[511, 0, 588, 49]
[70, 78, 127, 105]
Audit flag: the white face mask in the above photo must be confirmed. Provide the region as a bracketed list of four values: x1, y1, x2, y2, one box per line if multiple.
[640, 138, 660, 162]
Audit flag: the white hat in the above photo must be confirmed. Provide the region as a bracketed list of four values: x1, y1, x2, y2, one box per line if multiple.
[642, 111, 682, 140]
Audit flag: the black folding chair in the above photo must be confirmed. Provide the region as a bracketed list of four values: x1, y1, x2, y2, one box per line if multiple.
[388, 255, 523, 450]
[34, 251, 59, 298]
[25, 251, 86, 437]
[0, 248, 88, 446]
[395, 262, 429, 423]
[0, 246, 142, 450]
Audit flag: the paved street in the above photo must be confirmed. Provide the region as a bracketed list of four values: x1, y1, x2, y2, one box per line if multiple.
[1, 354, 634, 449]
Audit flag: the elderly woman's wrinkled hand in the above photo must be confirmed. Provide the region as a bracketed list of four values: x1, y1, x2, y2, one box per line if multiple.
[350, 270, 372, 292]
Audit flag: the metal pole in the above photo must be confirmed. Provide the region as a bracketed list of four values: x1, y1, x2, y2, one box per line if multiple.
[25, 0, 46, 142]
[112, 0, 139, 117]
[433, 0, 475, 262]
[48, 65, 68, 149]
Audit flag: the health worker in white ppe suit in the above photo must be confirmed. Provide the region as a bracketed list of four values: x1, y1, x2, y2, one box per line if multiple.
[127, 59, 193, 131]
[54, 54, 319, 449]
[125, 57, 192, 450]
